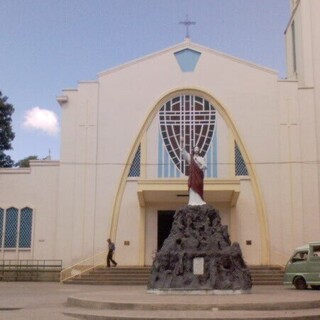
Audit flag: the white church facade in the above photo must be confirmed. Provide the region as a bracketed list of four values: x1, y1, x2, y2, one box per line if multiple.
[1, 0, 320, 270]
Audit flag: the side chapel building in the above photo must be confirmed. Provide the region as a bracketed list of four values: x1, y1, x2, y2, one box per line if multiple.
[1, 0, 320, 269]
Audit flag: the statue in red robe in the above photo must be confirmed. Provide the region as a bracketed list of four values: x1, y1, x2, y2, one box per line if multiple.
[182, 146, 206, 206]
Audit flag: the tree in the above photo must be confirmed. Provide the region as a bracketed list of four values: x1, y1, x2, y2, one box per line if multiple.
[15, 155, 38, 168]
[0, 91, 15, 167]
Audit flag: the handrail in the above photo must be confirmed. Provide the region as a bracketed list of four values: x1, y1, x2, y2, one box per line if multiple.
[60, 250, 107, 282]
[271, 250, 291, 267]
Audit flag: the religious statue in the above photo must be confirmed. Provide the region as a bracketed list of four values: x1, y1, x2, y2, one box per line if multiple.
[181, 144, 207, 206]
[148, 139, 252, 291]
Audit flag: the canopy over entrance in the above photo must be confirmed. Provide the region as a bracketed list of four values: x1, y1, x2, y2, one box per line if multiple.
[137, 179, 240, 207]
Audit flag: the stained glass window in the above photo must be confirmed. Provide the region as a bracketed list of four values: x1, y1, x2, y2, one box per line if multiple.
[158, 94, 216, 177]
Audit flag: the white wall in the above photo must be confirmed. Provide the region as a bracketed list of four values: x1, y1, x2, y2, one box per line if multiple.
[56, 41, 292, 266]
[4, 1, 318, 268]
[0, 161, 59, 260]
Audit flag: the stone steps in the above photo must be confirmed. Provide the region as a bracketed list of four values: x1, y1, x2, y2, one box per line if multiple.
[62, 285, 320, 320]
[63, 308, 320, 320]
[63, 265, 284, 286]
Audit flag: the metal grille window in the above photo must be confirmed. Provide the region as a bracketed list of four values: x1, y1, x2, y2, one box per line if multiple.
[158, 94, 217, 176]
[235, 142, 248, 176]
[128, 145, 141, 177]
[19, 207, 33, 248]
[5, 207, 18, 248]
[0, 207, 33, 250]
[0, 208, 3, 248]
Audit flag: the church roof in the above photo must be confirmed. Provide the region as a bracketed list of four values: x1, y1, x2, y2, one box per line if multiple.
[98, 38, 278, 77]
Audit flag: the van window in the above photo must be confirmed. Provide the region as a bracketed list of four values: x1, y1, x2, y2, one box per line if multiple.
[291, 251, 308, 263]
[311, 245, 320, 258]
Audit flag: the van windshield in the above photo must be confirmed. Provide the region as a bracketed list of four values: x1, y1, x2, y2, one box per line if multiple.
[291, 251, 308, 263]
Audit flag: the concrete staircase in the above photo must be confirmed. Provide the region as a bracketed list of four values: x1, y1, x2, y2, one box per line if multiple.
[63, 265, 284, 285]
[250, 265, 284, 285]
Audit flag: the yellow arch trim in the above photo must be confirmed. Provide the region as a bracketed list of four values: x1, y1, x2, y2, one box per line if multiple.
[109, 88, 270, 264]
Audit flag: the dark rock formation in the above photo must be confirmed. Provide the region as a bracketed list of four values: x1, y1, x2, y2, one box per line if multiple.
[148, 204, 252, 291]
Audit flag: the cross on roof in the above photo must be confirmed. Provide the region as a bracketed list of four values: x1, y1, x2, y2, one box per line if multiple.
[179, 15, 196, 39]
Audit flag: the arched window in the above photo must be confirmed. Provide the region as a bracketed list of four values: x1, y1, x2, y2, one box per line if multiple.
[235, 141, 248, 176]
[19, 207, 33, 248]
[4, 207, 18, 248]
[0, 207, 33, 250]
[158, 94, 217, 177]
[0, 208, 3, 248]
[128, 144, 141, 177]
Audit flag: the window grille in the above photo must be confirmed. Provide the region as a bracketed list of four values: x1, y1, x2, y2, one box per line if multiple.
[19, 207, 33, 248]
[235, 142, 248, 176]
[0, 208, 3, 247]
[158, 134, 181, 178]
[128, 145, 141, 177]
[158, 94, 217, 177]
[5, 207, 18, 248]
[0, 207, 33, 250]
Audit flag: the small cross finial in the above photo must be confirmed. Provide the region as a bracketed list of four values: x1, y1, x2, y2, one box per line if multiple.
[179, 14, 196, 39]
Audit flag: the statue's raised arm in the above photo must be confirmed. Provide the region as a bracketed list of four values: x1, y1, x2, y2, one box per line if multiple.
[181, 144, 207, 206]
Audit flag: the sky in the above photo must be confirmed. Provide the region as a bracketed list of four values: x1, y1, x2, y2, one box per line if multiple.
[0, 0, 290, 163]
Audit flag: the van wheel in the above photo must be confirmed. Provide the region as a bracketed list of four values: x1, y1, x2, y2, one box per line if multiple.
[311, 285, 320, 290]
[294, 277, 307, 290]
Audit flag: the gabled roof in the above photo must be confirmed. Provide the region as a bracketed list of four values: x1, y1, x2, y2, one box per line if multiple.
[98, 38, 278, 77]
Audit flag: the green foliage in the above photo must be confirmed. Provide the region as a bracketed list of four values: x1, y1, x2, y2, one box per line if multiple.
[15, 155, 38, 168]
[0, 152, 14, 167]
[0, 91, 15, 167]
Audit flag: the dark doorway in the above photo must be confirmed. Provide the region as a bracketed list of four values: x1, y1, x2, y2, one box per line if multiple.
[157, 210, 175, 250]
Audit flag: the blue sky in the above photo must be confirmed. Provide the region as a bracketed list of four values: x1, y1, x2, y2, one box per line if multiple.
[1, 0, 290, 163]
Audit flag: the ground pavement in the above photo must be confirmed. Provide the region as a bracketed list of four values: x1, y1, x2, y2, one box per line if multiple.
[0, 282, 320, 320]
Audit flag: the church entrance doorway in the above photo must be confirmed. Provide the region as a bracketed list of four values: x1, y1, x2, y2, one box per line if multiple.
[157, 210, 175, 250]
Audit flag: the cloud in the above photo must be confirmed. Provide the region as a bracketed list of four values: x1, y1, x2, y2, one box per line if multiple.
[23, 107, 59, 135]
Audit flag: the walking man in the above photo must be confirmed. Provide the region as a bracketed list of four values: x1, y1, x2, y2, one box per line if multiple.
[106, 238, 117, 267]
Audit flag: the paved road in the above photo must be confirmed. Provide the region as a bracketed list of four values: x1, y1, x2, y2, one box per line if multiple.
[0, 282, 107, 320]
[0, 282, 320, 320]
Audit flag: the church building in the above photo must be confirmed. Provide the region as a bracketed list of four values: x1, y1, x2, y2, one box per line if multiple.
[1, 0, 320, 273]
